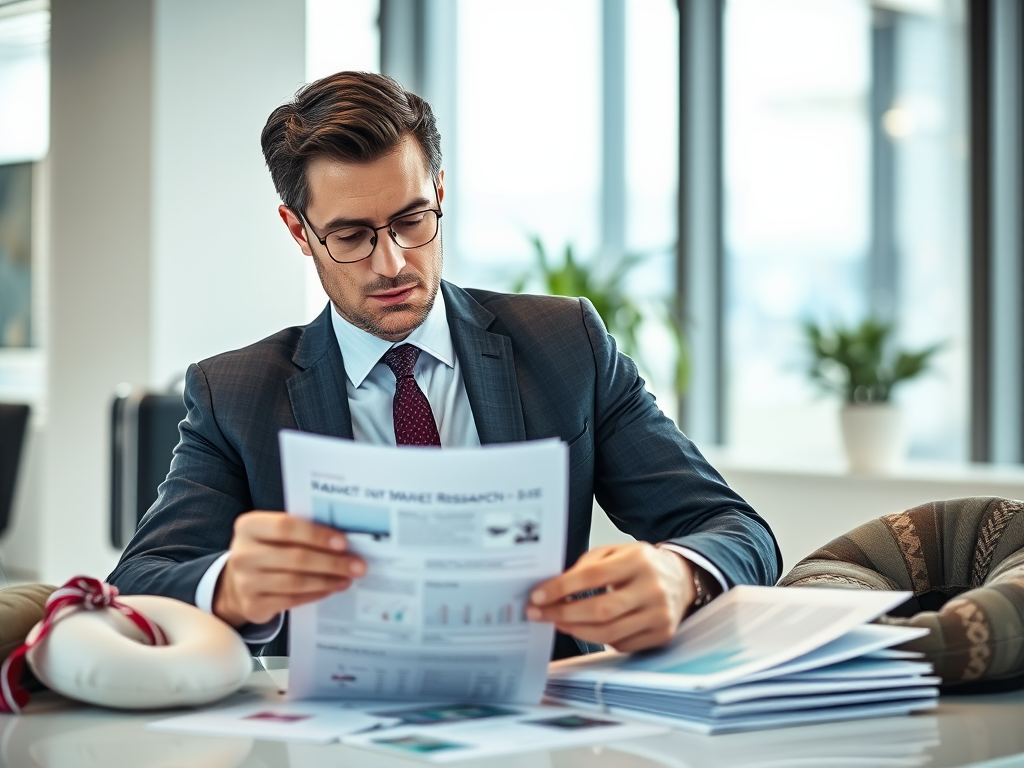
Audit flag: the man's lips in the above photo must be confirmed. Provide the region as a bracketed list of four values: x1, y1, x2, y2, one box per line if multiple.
[368, 285, 417, 306]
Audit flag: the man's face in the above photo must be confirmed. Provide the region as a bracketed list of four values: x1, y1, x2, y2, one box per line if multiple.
[281, 136, 444, 342]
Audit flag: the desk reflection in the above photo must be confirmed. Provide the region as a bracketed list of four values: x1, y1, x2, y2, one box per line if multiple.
[0, 709, 254, 768]
[2, 667, 1024, 768]
[604, 716, 940, 767]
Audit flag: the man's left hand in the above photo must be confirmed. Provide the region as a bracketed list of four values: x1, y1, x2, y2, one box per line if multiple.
[525, 543, 696, 653]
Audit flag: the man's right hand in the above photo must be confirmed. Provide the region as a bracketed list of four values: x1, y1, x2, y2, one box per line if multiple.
[213, 511, 366, 627]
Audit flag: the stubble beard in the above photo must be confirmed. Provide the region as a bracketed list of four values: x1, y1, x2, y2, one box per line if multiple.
[361, 273, 440, 341]
[321, 268, 442, 342]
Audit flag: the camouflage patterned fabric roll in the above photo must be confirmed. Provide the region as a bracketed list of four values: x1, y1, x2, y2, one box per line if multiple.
[0, 584, 56, 660]
[779, 497, 1024, 689]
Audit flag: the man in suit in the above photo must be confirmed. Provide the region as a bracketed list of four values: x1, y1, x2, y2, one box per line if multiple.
[109, 72, 780, 659]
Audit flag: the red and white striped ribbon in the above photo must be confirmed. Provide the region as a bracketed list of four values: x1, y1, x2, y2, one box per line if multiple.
[0, 576, 168, 713]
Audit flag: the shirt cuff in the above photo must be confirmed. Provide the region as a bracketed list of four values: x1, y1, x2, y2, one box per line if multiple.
[195, 551, 285, 644]
[656, 543, 730, 595]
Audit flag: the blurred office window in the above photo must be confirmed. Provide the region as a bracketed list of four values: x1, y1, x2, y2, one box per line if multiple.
[306, 0, 379, 82]
[722, 0, 968, 461]
[0, 2, 48, 403]
[0, 162, 32, 347]
[625, 1, 679, 260]
[452, 0, 602, 288]
[0, 3, 48, 165]
[452, 0, 679, 404]
[624, 0, 681, 408]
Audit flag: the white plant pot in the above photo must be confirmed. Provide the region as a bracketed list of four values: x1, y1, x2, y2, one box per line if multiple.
[839, 404, 906, 473]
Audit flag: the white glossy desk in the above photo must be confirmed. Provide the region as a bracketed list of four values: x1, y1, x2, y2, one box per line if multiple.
[3, 665, 1024, 768]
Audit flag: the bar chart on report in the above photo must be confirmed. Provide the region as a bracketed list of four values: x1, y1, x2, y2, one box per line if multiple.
[424, 581, 532, 628]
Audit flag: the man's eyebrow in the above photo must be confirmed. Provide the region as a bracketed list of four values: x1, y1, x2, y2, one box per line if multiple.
[318, 197, 432, 232]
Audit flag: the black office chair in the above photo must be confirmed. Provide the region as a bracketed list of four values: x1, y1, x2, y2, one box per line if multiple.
[0, 404, 30, 539]
[110, 388, 186, 548]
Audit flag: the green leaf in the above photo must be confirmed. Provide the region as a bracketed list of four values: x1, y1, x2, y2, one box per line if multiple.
[512, 235, 691, 398]
[803, 317, 943, 403]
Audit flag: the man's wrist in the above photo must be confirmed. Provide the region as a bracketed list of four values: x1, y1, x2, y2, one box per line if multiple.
[689, 564, 720, 612]
[663, 548, 722, 618]
[212, 563, 247, 628]
[657, 543, 730, 602]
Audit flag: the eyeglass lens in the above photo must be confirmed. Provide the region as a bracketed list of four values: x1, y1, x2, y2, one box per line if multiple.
[325, 210, 440, 263]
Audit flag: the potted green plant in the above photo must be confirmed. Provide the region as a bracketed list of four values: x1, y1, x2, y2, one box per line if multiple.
[804, 318, 942, 472]
[512, 236, 689, 400]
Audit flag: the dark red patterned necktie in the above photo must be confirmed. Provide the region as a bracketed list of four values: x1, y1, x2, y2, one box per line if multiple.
[383, 344, 441, 446]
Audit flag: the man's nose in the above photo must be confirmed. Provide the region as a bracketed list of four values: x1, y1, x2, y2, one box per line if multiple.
[369, 230, 406, 277]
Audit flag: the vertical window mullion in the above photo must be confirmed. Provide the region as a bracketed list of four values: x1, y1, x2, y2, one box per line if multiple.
[677, 0, 724, 443]
[973, 0, 1024, 463]
[602, 0, 627, 262]
[869, 8, 899, 322]
[987, 0, 1024, 463]
[969, 0, 992, 462]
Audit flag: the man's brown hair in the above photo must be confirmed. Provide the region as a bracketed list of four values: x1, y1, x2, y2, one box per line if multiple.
[261, 71, 442, 216]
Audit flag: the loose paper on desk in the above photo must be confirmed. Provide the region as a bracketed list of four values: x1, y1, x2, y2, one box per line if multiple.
[279, 431, 568, 704]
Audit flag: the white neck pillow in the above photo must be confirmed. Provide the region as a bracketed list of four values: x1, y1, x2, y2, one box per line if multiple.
[25, 595, 252, 710]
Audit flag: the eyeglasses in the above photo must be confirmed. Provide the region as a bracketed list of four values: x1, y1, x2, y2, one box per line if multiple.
[301, 183, 443, 264]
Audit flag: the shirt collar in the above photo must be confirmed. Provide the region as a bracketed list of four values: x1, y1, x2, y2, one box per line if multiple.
[330, 288, 455, 388]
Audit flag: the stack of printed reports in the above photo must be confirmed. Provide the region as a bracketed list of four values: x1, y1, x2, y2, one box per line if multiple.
[546, 586, 939, 734]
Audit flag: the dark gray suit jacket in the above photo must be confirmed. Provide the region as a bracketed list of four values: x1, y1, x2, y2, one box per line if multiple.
[108, 282, 781, 658]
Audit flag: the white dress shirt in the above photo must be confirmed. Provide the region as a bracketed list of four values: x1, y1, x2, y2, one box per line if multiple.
[332, 290, 480, 448]
[195, 292, 726, 642]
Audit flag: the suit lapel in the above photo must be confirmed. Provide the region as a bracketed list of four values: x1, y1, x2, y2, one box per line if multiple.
[442, 282, 527, 445]
[287, 289, 525, 445]
[287, 305, 354, 439]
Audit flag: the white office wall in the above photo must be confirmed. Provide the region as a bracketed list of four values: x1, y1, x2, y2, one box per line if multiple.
[39, 0, 306, 585]
[45, 0, 155, 582]
[151, 0, 308, 387]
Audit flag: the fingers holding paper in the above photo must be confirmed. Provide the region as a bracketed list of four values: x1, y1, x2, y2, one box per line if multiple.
[526, 543, 695, 653]
[213, 511, 366, 627]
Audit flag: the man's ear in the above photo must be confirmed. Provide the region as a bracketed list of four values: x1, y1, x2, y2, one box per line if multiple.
[436, 170, 445, 205]
[279, 205, 314, 257]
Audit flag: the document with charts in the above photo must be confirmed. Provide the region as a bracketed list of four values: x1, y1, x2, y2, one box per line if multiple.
[279, 430, 567, 704]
